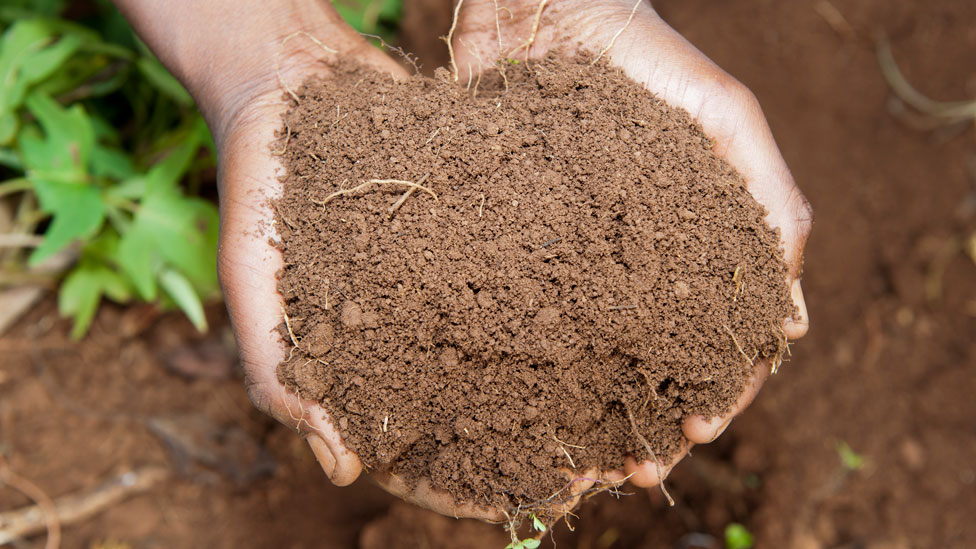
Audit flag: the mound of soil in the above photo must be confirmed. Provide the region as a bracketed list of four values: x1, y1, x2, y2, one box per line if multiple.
[273, 55, 793, 512]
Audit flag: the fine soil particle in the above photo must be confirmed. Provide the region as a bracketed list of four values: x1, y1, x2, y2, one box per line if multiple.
[273, 54, 793, 512]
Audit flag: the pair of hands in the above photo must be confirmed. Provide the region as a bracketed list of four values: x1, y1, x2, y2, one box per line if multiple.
[117, 0, 811, 520]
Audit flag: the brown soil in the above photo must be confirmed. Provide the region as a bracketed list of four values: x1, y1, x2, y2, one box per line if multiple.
[273, 55, 792, 511]
[2, 0, 974, 547]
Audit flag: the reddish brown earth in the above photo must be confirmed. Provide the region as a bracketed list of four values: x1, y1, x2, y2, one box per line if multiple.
[1, 0, 974, 547]
[273, 55, 792, 512]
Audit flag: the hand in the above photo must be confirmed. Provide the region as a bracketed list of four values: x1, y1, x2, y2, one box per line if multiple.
[449, 0, 812, 489]
[116, 0, 811, 521]
[115, 0, 409, 493]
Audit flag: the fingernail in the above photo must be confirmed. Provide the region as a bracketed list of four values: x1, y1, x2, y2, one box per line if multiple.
[710, 418, 734, 443]
[307, 435, 336, 480]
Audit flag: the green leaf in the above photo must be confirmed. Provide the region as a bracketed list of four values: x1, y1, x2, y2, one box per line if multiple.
[0, 19, 54, 110]
[531, 515, 546, 533]
[21, 92, 94, 177]
[158, 267, 207, 332]
[143, 118, 207, 196]
[91, 144, 134, 180]
[136, 55, 191, 106]
[0, 20, 82, 139]
[836, 441, 866, 471]
[138, 192, 219, 291]
[0, 112, 17, 145]
[724, 523, 754, 549]
[58, 261, 130, 339]
[20, 33, 81, 83]
[0, 146, 21, 169]
[116, 221, 157, 299]
[28, 181, 104, 264]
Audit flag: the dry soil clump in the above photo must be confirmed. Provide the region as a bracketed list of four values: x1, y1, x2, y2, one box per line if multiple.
[273, 55, 793, 516]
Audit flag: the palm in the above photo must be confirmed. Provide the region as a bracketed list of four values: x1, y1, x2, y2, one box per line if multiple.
[450, 0, 812, 486]
[215, 0, 811, 521]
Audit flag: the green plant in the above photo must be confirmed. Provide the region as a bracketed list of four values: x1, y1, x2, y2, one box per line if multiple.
[506, 538, 540, 549]
[504, 513, 545, 549]
[331, 0, 402, 41]
[724, 523, 754, 549]
[0, 2, 217, 338]
[836, 440, 867, 472]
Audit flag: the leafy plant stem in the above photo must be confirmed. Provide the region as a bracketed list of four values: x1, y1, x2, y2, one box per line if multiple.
[0, 178, 32, 199]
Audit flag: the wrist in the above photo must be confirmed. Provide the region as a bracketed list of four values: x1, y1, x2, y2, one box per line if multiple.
[114, 0, 357, 143]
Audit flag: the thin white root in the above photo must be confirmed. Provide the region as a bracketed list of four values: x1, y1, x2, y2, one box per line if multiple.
[388, 173, 431, 217]
[593, 0, 642, 65]
[625, 406, 675, 506]
[275, 31, 339, 102]
[445, 0, 466, 82]
[492, 0, 504, 52]
[508, 0, 549, 61]
[313, 179, 439, 208]
[722, 324, 754, 366]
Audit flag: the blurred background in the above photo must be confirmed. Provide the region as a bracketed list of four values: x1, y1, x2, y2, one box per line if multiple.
[0, 0, 974, 547]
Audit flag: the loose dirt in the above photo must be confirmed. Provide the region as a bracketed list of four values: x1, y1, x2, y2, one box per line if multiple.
[273, 54, 793, 511]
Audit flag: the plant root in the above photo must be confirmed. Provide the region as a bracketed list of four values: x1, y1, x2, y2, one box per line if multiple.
[359, 32, 421, 74]
[444, 0, 466, 82]
[593, 0, 642, 65]
[508, 0, 549, 61]
[388, 173, 431, 218]
[275, 31, 338, 103]
[722, 324, 754, 366]
[625, 404, 675, 506]
[313, 178, 439, 208]
[271, 123, 291, 156]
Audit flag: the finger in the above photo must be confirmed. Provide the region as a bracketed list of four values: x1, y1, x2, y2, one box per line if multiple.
[371, 472, 507, 522]
[218, 111, 364, 487]
[619, 439, 693, 488]
[544, 467, 599, 517]
[784, 279, 809, 340]
[682, 359, 771, 444]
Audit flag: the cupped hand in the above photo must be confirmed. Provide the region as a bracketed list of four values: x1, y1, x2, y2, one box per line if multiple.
[205, 7, 408, 492]
[124, 0, 811, 522]
[450, 0, 813, 488]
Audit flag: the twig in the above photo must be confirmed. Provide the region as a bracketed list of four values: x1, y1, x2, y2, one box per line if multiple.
[444, 0, 466, 82]
[813, 0, 856, 39]
[608, 304, 638, 311]
[624, 405, 674, 506]
[313, 179, 439, 208]
[539, 236, 562, 249]
[478, 194, 486, 217]
[722, 324, 754, 366]
[593, 0, 642, 65]
[388, 173, 431, 217]
[508, 0, 549, 61]
[0, 234, 43, 248]
[0, 456, 60, 549]
[0, 465, 168, 546]
[876, 34, 976, 120]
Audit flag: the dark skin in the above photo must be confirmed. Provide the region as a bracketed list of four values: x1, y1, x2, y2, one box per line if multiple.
[114, 0, 812, 521]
